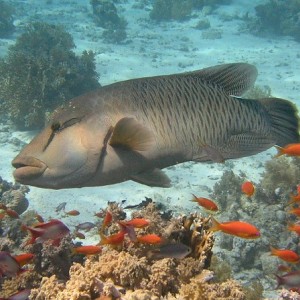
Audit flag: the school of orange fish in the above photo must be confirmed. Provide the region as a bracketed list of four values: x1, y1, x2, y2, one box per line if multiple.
[0, 143, 300, 299]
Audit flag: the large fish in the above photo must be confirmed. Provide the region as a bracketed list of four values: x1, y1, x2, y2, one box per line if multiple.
[12, 63, 300, 189]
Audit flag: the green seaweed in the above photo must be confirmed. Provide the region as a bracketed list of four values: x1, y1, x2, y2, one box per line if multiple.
[0, 22, 100, 129]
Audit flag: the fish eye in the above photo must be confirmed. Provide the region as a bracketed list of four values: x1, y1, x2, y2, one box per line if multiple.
[51, 122, 61, 132]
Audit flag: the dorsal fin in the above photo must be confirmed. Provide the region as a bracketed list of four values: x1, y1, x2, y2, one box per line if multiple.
[180, 63, 258, 96]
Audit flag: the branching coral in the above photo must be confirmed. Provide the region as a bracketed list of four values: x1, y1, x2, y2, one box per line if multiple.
[0, 22, 100, 129]
[0, 200, 251, 299]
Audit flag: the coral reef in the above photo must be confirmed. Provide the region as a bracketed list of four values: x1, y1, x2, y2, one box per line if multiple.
[90, 0, 127, 43]
[245, 0, 300, 42]
[0, 22, 100, 129]
[0, 200, 249, 299]
[260, 157, 300, 200]
[0, 177, 30, 250]
[210, 154, 300, 296]
[0, 0, 14, 37]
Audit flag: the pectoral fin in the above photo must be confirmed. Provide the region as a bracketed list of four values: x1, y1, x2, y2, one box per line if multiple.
[109, 117, 154, 151]
[131, 168, 171, 187]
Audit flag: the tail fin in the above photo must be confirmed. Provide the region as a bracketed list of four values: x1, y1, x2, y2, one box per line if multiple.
[270, 245, 278, 256]
[209, 217, 221, 232]
[274, 274, 284, 289]
[258, 98, 300, 147]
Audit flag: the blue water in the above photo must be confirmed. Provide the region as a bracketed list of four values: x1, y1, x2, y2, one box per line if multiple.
[1, 1, 300, 299]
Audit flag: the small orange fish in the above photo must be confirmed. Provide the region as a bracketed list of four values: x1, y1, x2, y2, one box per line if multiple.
[65, 210, 80, 216]
[241, 181, 255, 197]
[191, 194, 218, 212]
[100, 231, 125, 246]
[13, 253, 34, 267]
[288, 223, 300, 235]
[0, 251, 22, 277]
[72, 245, 102, 255]
[270, 246, 300, 263]
[101, 210, 112, 230]
[210, 217, 260, 239]
[289, 193, 300, 205]
[119, 218, 150, 228]
[275, 143, 300, 157]
[137, 234, 162, 244]
[288, 208, 300, 217]
[5, 209, 19, 219]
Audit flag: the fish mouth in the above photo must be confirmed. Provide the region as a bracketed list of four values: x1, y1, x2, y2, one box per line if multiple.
[12, 156, 47, 182]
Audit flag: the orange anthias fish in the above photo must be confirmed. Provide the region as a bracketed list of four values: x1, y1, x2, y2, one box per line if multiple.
[22, 219, 70, 246]
[101, 210, 113, 231]
[65, 210, 80, 216]
[241, 181, 255, 197]
[288, 208, 300, 217]
[210, 217, 260, 239]
[191, 194, 218, 212]
[270, 246, 300, 263]
[118, 218, 150, 228]
[13, 253, 34, 267]
[0, 251, 22, 277]
[137, 234, 163, 244]
[5, 209, 20, 219]
[275, 143, 300, 157]
[289, 193, 300, 205]
[100, 231, 126, 246]
[72, 245, 102, 255]
[288, 223, 300, 235]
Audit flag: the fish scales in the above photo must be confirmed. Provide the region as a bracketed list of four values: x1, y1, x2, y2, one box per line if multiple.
[113, 77, 272, 159]
[11, 63, 300, 188]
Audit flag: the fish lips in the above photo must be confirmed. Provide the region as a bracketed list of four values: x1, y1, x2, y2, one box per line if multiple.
[12, 156, 47, 183]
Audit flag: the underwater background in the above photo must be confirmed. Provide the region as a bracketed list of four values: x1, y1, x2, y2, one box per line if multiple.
[0, 0, 300, 299]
